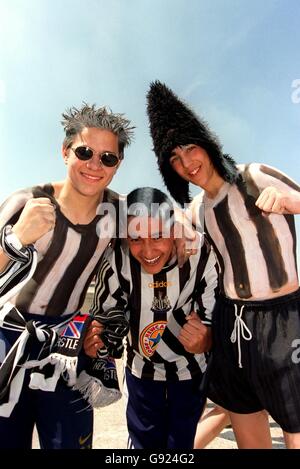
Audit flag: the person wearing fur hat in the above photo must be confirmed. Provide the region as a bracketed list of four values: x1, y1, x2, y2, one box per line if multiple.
[147, 80, 300, 449]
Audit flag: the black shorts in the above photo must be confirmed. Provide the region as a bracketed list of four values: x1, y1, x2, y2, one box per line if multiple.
[208, 289, 300, 433]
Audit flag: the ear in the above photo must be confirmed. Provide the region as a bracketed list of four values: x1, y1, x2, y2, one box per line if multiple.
[62, 145, 69, 165]
[115, 157, 123, 170]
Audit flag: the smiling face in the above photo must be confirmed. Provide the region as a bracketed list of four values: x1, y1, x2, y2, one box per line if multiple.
[62, 127, 120, 199]
[127, 216, 175, 274]
[169, 144, 224, 197]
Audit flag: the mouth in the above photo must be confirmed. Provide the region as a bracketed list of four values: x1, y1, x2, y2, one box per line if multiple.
[142, 255, 161, 265]
[80, 172, 103, 183]
[188, 165, 201, 177]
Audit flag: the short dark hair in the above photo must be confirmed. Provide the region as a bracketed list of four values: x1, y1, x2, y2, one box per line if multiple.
[127, 187, 174, 224]
[61, 102, 134, 158]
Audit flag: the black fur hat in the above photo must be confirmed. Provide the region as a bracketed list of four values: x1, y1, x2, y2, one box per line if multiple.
[147, 81, 238, 206]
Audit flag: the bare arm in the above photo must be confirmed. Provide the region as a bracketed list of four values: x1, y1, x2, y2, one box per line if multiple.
[0, 248, 11, 272]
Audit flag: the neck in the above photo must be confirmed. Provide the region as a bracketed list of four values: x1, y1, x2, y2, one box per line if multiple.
[54, 180, 104, 224]
[204, 172, 225, 199]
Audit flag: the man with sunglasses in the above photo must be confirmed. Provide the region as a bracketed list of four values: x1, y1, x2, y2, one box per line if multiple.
[0, 103, 134, 449]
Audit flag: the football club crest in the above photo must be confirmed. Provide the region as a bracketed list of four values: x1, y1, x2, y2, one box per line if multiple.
[151, 292, 171, 314]
[140, 321, 167, 357]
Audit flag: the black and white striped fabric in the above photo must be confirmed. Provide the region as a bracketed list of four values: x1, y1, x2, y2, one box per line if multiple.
[0, 184, 119, 316]
[90, 236, 218, 381]
[0, 225, 38, 306]
[190, 163, 300, 300]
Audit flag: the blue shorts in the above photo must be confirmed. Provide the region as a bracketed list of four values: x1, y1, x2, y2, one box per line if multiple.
[124, 367, 206, 449]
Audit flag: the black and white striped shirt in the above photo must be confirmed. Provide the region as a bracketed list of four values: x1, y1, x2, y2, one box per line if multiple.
[191, 163, 300, 300]
[0, 184, 119, 316]
[91, 236, 218, 381]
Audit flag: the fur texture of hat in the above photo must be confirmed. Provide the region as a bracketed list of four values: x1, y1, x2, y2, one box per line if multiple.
[147, 81, 238, 206]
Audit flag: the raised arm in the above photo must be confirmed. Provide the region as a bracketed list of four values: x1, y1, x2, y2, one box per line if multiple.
[250, 163, 300, 215]
[0, 191, 55, 272]
[256, 187, 300, 214]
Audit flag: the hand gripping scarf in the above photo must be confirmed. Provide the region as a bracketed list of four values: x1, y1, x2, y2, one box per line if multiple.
[73, 308, 129, 408]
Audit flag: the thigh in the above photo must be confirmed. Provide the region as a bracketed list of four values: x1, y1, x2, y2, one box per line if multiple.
[254, 300, 300, 433]
[283, 431, 300, 449]
[0, 377, 35, 448]
[208, 301, 263, 414]
[0, 408, 35, 449]
[229, 410, 272, 449]
[167, 376, 206, 449]
[124, 368, 167, 449]
[0, 328, 35, 449]
[36, 379, 93, 449]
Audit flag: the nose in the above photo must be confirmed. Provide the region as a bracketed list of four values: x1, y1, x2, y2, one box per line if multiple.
[143, 239, 156, 258]
[180, 152, 192, 169]
[175, 148, 191, 169]
[86, 155, 103, 170]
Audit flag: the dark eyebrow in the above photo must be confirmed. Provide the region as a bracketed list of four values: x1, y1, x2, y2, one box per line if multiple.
[170, 150, 177, 157]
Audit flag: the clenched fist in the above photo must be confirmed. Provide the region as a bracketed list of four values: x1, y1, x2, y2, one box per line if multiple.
[178, 311, 212, 354]
[12, 197, 56, 246]
[255, 187, 300, 215]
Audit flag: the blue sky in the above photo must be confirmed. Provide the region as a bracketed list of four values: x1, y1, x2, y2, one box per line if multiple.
[0, 0, 299, 258]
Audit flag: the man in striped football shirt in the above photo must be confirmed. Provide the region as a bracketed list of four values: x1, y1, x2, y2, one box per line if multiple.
[84, 187, 219, 449]
[0, 103, 133, 448]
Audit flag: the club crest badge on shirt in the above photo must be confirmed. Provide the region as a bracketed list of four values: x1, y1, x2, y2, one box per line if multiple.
[140, 321, 167, 357]
[151, 292, 171, 314]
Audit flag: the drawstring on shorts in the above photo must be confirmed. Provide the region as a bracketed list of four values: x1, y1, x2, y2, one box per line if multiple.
[230, 304, 252, 368]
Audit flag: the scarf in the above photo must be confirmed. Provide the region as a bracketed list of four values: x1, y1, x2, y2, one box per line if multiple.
[0, 224, 129, 415]
[73, 308, 129, 408]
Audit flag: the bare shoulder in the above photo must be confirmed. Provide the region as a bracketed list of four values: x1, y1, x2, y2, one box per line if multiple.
[51, 180, 65, 199]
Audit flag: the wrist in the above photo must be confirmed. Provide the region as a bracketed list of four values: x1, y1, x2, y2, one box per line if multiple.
[11, 225, 27, 247]
[0, 224, 30, 263]
[6, 225, 24, 250]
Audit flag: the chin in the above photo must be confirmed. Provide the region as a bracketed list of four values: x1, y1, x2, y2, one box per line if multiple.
[142, 262, 164, 274]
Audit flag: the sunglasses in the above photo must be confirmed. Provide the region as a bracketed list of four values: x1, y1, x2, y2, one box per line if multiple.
[71, 146, 121, 167]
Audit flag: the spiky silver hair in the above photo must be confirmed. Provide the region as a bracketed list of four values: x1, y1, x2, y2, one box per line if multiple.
[61, 102, 134, 157]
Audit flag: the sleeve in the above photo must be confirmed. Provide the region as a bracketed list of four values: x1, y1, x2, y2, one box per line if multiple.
[0, 244, 37, 307]
[193, 244, 219, 327]
[89, 247, 128, 316]
[89, 247, 129, 358]
[0, 189, 37, 306]
[248, 163, 300, 194]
